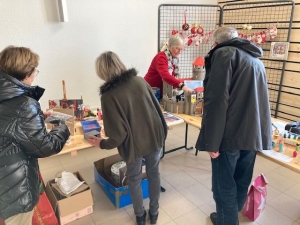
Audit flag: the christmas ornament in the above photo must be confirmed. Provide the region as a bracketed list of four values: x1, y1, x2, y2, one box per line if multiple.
[197, 24, 204, 35]
[191, 24, 197, 34]
[182, 10, 189, 31]
[172, 29, 179, 35]
[256, 34, 262, 44]
[261, 31, 266, 43]
[246, 24, 252, 30]
[242, 24, 247, 30]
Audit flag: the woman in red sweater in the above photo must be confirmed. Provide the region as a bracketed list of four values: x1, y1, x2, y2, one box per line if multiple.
[144, 35, 192, 97]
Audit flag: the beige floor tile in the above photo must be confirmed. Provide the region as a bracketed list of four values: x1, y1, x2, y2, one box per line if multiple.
[162, 147, 184, 159]
[255, 155, 281, 170]
[58, 152, 87, 166]
[263, 171, 297, 192]
[179, 183, 213, 207]
[268, 193, 300, 220]
[239, 216, 260, 225]
[252, 163, 273, 178]
[89, 182, 107, 203]
[159, 192, 197, 219]
[190, 151, 212, 168]
[173, 208, 213, 225]
[198, 200, 216, 217]
[285, 183, 300, 202]
[79, 167, 96, 185]
[66, 215, 95, 225]
[163, 171, 198, 191]
[163, 221, 178, 225]
[292, 222, 300, 225]
[90, 198, 129, 224]
[97, 212, 135, 225]
[265, 184, 281, 201]
[181, 163, 212, 182]
[274, 166, 300, 183]
[199, 177, 212, 189]
[168, 154, 198, 169]
[38, 156, 62, 170]
[255, 204, 294, 225]
[159, 159, 182, 177]
[63, 159, 93, 173]
[160, 177, 178, 197]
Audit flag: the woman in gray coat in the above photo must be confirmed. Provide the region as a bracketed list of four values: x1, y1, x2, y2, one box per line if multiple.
[88, 51, 168, 225]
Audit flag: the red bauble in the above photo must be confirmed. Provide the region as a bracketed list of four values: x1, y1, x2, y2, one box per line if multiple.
[191, 27, 197, 34]
[182, 23, 189, 31]
[197, 27, 204, 35]
[172, 30, 178, 35]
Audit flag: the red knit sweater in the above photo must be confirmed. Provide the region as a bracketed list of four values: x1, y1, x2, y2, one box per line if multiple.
[144, 52, 181, 96]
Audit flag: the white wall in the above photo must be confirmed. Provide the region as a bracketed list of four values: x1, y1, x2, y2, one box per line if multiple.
[0, 0, 217, 110]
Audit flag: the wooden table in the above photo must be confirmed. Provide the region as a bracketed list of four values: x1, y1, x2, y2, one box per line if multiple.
[56, 120, 104, 156]
[174, 114, 300, 174]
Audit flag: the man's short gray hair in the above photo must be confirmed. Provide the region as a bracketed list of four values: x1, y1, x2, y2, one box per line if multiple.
[213, 26, 238, 44]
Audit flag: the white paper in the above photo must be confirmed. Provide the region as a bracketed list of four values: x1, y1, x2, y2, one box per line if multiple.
[260, 150, 293, 163]
[56, 171, 84, 195]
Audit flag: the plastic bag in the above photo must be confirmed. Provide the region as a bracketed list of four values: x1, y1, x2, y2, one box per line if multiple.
[55, 171, 85, 195]
[45, 110, 74, 125]
[32, 172, 58, 225]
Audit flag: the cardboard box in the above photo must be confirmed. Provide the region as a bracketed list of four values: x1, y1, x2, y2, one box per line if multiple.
[45, 172, 93, 225]
[94, 154, 149, 209]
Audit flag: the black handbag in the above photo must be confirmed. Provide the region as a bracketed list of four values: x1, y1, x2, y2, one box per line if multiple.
[285, 122, 300, 134]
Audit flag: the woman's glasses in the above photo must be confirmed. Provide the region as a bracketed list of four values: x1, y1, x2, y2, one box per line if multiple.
[34, 68, 39, 77]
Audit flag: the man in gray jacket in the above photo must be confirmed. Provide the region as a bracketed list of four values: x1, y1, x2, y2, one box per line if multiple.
[195, 27, 272, 225]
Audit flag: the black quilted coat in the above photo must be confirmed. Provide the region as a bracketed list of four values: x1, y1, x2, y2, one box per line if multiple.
[0, 71, 70, 220]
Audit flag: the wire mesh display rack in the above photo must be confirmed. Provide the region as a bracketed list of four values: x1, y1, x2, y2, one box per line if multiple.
[158, 4, 222, 79]
[158, 1, 294, 118]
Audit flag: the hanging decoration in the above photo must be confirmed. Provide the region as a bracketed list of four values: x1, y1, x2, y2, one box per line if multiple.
[191, 23, 197, 34]
[197, 24, 204, 35]
[238, 26, 278, 45]
[173, 29, 214, 47]
[182, 10, 189, 31]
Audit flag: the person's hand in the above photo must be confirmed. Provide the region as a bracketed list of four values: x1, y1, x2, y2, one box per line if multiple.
[43, 110, 52, 120]
[208, 151, 220, 159]
[87, 135, 102, 147]
[182, 85, 193, 93]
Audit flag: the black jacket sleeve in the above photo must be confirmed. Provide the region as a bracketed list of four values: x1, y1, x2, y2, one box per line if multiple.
[15, 99, 70, 158]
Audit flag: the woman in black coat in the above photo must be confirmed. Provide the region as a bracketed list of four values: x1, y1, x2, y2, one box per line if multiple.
[0, 46, 70, 225]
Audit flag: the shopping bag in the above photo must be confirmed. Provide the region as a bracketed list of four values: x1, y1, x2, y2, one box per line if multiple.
[32, 172, 58, 225]
[243, 173, 268, 221]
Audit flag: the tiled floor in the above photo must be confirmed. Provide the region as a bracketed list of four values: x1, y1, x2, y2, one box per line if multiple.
[39, 123, 300, 225]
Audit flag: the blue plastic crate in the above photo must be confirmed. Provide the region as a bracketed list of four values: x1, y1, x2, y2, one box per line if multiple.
[80, 120, 101, 134]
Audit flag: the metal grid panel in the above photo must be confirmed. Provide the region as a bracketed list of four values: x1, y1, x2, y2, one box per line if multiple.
[158, 4, 221, 79]
[222, 0, 294, 117]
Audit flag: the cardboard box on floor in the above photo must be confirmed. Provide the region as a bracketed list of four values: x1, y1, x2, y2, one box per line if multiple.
[45, 172, 93, 225]
[94, 154, 149, 209]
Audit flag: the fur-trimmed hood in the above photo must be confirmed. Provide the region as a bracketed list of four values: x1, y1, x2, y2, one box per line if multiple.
[99, 68, 138, 94]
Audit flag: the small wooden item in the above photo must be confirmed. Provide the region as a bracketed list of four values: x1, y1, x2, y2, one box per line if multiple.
[62, 80, 67, 101]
